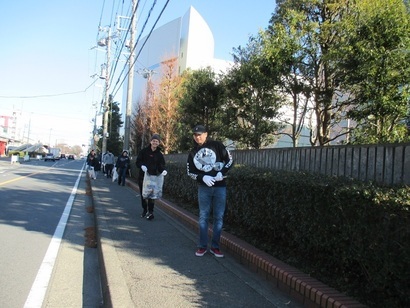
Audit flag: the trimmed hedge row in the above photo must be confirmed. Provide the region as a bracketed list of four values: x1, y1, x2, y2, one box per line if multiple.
[162, 162, 410, 308]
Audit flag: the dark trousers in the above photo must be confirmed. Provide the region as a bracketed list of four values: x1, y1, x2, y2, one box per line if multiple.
[105, 164, 114, 177]
[118, 167, 127, 185]
[138, 178, 154, 213]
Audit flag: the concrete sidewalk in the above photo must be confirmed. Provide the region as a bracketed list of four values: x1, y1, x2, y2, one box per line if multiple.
[90, 173, 365, 308]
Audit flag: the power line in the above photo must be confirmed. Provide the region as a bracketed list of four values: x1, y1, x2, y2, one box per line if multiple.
[108, 1, 138, 90]
[97, 0, 107, 41]
[94, 0, 130, 93]
[111, 0, 171, 98]
[0, 79, 98, 99]
[109, 0, 154, 94]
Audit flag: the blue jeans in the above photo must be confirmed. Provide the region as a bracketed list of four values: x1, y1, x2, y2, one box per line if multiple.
[118, 167, 127, 184]
[198, 185, 226, 249]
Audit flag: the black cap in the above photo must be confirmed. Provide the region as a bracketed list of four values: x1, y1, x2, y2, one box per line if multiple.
[192, 125, 207, 134]
[151, 134, 161, 141]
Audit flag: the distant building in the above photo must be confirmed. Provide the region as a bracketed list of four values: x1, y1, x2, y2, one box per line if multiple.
[0, 109, 27, 155]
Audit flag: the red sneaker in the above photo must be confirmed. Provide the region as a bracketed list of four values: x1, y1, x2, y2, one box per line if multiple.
[210, 247, 224, 258]
[195, 247, 207, 257]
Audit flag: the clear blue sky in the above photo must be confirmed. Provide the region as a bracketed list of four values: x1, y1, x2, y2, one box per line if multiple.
[0, 0, 276, 147]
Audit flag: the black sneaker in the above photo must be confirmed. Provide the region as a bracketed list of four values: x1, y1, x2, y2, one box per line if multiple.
[140, 211, 147, 218]
[146, 213, 154, 220]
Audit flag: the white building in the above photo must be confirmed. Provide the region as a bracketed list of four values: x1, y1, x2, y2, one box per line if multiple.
[121, 6, 231, 123]
[0, 109, 25, 143]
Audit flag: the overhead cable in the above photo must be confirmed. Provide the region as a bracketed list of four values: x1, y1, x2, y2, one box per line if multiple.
[0, 79, 98, 99]
[111, 0, 171, 98]
[108, 1, 139, 90]
[110, 0, 158, 95]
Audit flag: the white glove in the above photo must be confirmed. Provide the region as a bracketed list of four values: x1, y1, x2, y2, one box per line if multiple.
[141, 165, 147, 172]
[214, 172, 223, 181]
[161, 170, 167, 176]
[203, 175, 215, 187]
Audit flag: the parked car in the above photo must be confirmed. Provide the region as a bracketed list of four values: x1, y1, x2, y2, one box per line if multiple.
[44, 153, 55, 162]
[68, 154, 75, 160]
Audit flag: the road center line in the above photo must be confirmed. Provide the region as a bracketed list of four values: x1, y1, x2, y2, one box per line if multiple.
[0, 171, 45, 186]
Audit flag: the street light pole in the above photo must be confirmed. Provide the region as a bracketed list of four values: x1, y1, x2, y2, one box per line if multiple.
[124, 0, 137, 153]
[91, 104, 98, 150]
[139, 69, 155, 149]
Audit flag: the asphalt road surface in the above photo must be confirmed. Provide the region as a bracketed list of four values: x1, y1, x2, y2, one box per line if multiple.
[0, 157, 101, 308]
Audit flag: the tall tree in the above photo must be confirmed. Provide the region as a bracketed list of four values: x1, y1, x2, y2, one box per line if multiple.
[261, 18, 311, 147]
[222, 35, 283, 149]
[97, 97, 123, 156]
[150, 58, 183, 154]
[131, 99, 145, 154]
[337, 0, 410, 144]
[268, 0, 354, 146]
[132, 74, 156, 152]
[178, 67, 225, 147]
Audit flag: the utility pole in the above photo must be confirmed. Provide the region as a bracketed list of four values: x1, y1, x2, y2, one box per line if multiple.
[27, 114, 31, 144]
[91, 105, 98, 150]
[124, 0, 137, 152]
[102, 27, 111, 154]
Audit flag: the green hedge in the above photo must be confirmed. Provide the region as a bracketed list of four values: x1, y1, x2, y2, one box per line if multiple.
[162, 162, 410, 308]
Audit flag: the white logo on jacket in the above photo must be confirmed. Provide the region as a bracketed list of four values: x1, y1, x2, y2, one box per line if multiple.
[193, 148, 216, 172]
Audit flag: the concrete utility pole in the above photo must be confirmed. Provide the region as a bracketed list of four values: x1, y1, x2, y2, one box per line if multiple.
[102, 27, 111, 154]
[123, 0, 137, 152]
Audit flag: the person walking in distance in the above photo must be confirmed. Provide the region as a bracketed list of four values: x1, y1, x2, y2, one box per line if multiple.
[115, 150, 130, 186]
[187, 125, 233, 257]
[136, 134, 167, 220]
[103, 150, 115, 178]
[87, 155, 98, 179]
[86, 149, 96, 164]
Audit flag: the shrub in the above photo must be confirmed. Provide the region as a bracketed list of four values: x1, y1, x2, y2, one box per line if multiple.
[163, 162, 410, 307]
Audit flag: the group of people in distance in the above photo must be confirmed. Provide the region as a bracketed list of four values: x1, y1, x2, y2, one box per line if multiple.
[86, 124, 233, 258]
[86, 148, 129, 184]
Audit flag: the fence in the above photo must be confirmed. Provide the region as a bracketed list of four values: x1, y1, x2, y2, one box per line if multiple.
[165, 142, 410, 186]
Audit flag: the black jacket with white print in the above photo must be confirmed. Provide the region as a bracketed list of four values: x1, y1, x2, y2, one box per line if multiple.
[187, 139, 233, 187]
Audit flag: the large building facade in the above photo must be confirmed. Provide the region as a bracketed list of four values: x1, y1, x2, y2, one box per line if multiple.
[121, 6, 230, 124]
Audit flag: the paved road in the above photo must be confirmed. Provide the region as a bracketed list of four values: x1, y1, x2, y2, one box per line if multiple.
[0, 157, 102, 308]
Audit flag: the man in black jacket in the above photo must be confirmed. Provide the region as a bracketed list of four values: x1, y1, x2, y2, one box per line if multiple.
[187, 125, 233, 257]
[136, 134, 167, 220]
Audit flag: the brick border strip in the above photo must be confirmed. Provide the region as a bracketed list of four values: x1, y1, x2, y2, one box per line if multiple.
[127, 181, 366, 308]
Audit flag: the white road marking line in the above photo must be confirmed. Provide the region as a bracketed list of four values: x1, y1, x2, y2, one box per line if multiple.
[23, 166, 85, 308]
